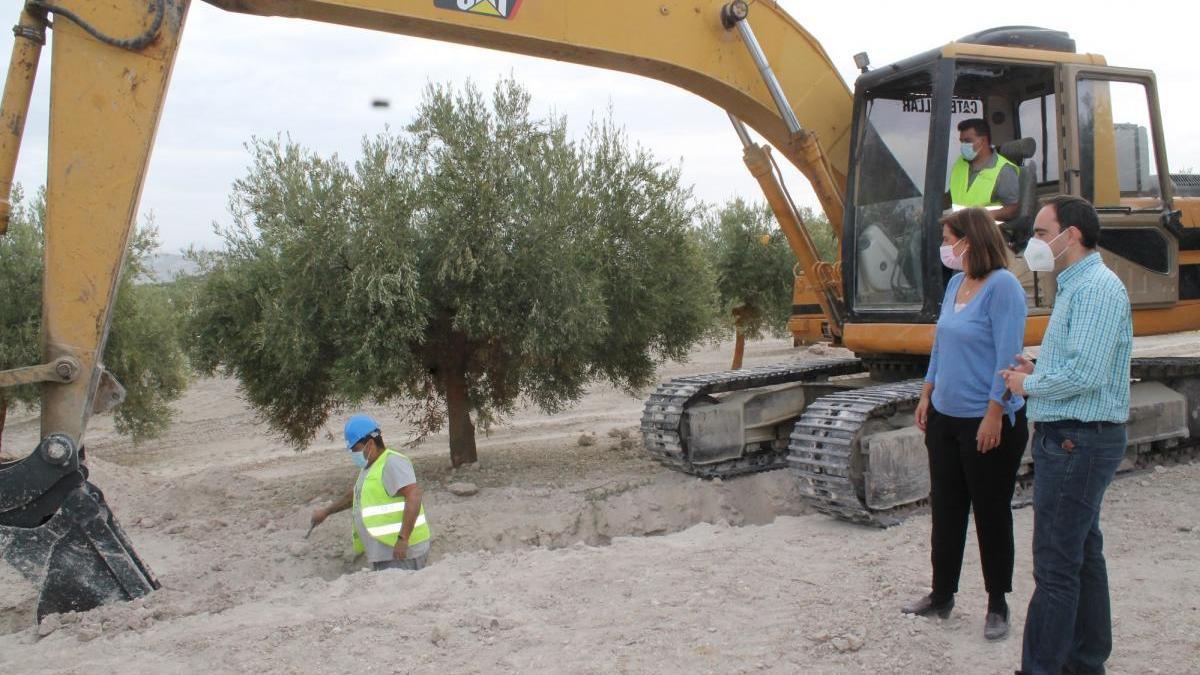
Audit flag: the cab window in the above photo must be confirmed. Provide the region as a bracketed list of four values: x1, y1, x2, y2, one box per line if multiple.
[1075, 78, 1164, 205]
[1018, 93, 1059, 183]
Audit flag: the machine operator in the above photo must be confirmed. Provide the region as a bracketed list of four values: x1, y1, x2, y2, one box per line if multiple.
[943, 118, 1020, 223]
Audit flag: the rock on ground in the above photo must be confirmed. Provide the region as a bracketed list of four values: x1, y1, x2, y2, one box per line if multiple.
[446, 482, 479, 497]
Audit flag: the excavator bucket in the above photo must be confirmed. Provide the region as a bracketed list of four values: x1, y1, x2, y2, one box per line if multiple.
[1, 444, 158, 623]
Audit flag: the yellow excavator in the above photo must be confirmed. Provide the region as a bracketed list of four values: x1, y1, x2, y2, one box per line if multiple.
[1, 0, 1198, 621]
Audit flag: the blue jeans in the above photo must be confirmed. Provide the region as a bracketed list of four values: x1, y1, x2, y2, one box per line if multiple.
[1021, 421, 1126, 675]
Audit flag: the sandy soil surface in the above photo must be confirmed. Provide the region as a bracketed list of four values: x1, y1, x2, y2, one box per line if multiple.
[2, 335, 1199, 674]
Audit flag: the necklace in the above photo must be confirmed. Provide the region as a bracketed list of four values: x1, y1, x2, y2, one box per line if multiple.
[959, 276, 983, 301]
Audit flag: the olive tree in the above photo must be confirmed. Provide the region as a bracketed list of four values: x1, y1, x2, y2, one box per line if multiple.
[0, 186, 189, 454]
[700, 198, 794, 368]
[701, 199, 837, 367]
[190, 79, 714, 466]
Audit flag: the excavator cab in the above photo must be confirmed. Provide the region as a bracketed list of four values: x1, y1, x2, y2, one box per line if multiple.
[849, 26, 1185, 336]
[843, 26, 1185, 338]
[844, 28, 1072, 329]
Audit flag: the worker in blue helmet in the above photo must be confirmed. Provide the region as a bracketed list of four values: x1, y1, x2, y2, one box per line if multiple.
[309, 414, 432, 570]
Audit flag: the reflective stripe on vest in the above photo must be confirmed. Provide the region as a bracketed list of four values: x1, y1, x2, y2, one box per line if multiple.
[366, 516, 428, 537]
[352, 449, 431, 552]
[949, 154, 1017, 207]
[361, 502, 407, 518]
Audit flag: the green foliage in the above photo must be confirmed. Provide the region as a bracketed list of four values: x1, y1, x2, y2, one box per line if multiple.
[139, 273, 204, 358]
[799, 206, 839, 264]
[0, 185, 43, 412]
[0, 190, 190, 445]
[700, 199, 838, 339]
[105, 225, 191, 441]
[700, 199, 794, 338]
[190, 79, 715, 458]
[577, 117, 715, 389]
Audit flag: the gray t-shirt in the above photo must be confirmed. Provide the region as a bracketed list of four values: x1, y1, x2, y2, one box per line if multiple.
[967, 152, 1020, 205]
[354, 452, 431, 564]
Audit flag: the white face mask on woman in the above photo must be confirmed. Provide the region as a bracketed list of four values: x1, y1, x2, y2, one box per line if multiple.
[939, 239, 967, 271]
[1024, 229, 1069, 272]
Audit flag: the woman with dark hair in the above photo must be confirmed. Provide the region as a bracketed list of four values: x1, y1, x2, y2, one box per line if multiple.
[902, 207, 1029, 641]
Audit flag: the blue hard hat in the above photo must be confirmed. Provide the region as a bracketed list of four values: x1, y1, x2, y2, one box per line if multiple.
[343, 414, 380, 449]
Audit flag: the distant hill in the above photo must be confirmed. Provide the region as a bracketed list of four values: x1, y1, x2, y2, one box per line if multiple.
[137, 252, 201, 284]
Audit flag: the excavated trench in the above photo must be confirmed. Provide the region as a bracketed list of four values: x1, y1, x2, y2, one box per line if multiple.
[430, 468, 812, 555]
[0, 468, 814, 635]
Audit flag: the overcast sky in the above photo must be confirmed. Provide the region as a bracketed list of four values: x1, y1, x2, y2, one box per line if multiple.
[7, 0, 1199, 252]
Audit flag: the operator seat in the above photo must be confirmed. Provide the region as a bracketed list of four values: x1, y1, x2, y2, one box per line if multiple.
[998, 137, 1038, 251]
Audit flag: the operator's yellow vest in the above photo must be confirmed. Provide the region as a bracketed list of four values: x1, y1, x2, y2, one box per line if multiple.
[949, 153, 1018, 207]
[352, 449, 431, 554]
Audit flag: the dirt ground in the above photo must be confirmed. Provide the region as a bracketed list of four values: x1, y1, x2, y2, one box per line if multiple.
[2, 336, 1199, 674]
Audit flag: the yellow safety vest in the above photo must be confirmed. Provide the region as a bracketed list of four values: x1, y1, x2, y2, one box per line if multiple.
[352, 449, 431, 554]
[949, 153, 1018, 207]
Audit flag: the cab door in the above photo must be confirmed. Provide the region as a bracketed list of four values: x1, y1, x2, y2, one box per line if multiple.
[1060, 64, 1178, 308]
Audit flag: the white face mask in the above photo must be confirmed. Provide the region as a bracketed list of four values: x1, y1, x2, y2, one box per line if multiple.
[939, 240, 966, 271]
[350, 450, 368, 469]
[960, 141, 979, 162]
[1024, 230, 1069, 272]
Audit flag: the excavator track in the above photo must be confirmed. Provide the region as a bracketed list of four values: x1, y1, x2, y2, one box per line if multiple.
[1128, 356, 1200, 465]
[787, 379, 926, 527]
[786, 356, 1200, 527]
[1131, 356, 1200, 381]
[640, 358, 865, 478]
[643, 355, 1200, 528]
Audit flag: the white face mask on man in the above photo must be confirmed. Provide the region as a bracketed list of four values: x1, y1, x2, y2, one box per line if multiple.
[1024, 229, 1070, 272]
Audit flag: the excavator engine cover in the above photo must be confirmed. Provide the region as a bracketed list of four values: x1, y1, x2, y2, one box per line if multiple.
[0, 441, 158, 623]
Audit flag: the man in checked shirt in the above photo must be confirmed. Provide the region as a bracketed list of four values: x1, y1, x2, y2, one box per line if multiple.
[1002, 195, 1132, 675]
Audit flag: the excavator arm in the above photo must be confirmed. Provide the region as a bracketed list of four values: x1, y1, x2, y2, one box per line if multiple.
[0, 0, 854, 620]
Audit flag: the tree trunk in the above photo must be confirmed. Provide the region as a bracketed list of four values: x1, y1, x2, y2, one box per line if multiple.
[443, 361, 478, 467]
[731, 307, 747, 370]
[0, 392, 7, 457]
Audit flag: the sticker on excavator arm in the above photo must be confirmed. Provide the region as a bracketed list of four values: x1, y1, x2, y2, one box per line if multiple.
[435, 0, 524, 20]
